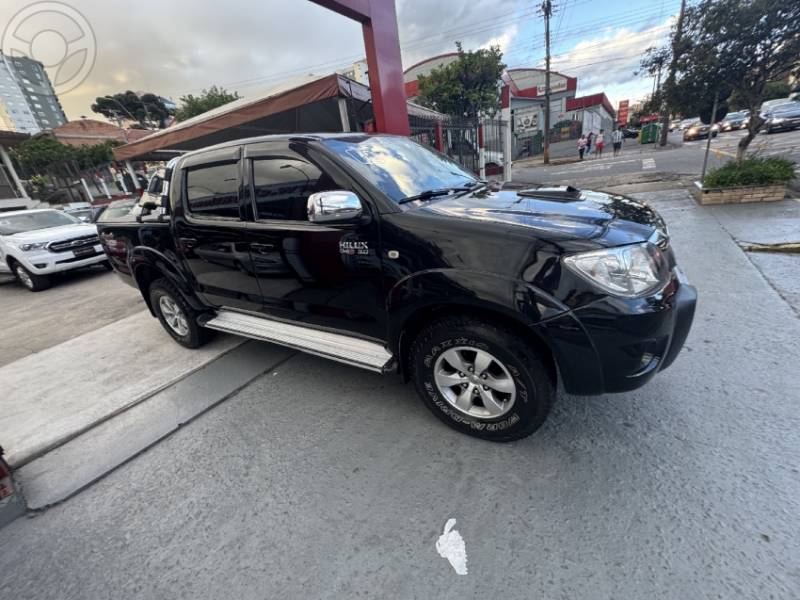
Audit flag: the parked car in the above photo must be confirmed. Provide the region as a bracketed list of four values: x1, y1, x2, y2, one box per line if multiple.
[0, 209, 109, 291]
[762, 101, 800, 134]
[62, 201, 94, 222]
[719, 110, 750, 131]
[139, 167, 166, 206]
[683, 121, 718, 141]
[97, 133, 696, 442]
[622, 127, 639, 139]
[93, 198, 139, 223]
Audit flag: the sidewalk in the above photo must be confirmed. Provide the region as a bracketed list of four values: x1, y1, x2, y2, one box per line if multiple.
[0, 311, 241, 467]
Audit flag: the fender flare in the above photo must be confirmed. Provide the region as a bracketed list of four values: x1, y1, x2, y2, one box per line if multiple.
[129, 246, 203, 314]
[386, 268, 568, 352]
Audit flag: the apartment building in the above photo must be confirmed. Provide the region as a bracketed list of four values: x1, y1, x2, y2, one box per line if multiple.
[0, 52, 67, 134]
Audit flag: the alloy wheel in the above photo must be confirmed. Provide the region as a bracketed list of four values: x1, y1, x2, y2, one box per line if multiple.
[433, 346, 517, 419]
[159, 295, 190, 336]
[15, 266, 33, 290]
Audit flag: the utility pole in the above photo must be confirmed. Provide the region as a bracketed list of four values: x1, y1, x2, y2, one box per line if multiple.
[541, 0, 553, 164]
[659, 0, 686, 146]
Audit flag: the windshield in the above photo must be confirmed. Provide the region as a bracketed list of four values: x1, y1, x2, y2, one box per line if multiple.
[772, 102, 800, 114]
[97, 201, 136, 223]
[0, 210, 80, 235]
[322, 136, 478, 204]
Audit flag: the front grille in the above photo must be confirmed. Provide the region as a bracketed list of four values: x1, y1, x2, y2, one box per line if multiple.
[48, 235, 100, 253]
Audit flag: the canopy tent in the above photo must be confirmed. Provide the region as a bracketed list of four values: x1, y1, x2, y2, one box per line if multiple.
[113, 73, 443, 162]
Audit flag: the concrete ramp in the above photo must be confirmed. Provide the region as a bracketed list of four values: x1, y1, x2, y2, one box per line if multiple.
[0, 310, 241, 467]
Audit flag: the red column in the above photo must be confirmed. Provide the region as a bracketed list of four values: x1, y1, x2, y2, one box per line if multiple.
[434, 122, 444, 152]
[310, 0, 410, 136]
[361, 1, 410, 135]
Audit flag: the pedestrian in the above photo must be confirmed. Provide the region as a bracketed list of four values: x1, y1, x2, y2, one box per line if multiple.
[595, 129, 605, 158]
[578, 135, 587, 160]
[612, 127, 624, 157]
[585, 131, 593, 157]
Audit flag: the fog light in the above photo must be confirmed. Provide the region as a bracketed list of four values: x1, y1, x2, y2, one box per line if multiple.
[34, 263, 46, 268]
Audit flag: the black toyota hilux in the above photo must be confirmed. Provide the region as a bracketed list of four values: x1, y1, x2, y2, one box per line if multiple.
[98, 134, 696, 442]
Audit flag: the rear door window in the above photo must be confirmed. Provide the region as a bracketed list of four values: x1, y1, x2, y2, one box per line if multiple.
[185, 162, 240, 219]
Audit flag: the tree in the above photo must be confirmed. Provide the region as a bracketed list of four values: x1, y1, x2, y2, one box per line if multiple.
[638, 46, 670, 114]
[92, 91, 173, 128]
[664, 0, 800, 162]
[73, 140, 122, 170]
[729, 81, 793, 110]
[175, 86, 241, 121]
[11, 136, 74, 172]
[416, 43, 506, 118]
[11, 137, 121, 175]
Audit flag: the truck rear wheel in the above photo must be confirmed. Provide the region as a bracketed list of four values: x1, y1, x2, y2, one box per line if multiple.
[13, 262, 51, 292]
[410, 317, 553, 442]
[149, 278, 210, 348]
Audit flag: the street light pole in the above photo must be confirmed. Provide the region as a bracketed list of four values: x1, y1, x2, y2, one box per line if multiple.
[541, 0, 553, 165]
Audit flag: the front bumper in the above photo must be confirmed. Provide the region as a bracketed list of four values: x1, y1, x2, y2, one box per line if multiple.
[535, 272, 697, 395]
[3, 245, 107, 275]
[767, 118, 800, 131]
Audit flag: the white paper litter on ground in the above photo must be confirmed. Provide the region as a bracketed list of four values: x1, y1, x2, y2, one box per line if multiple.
[435, 518, 468, 575]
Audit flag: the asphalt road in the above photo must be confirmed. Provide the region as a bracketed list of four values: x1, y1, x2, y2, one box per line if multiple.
[0, 267, 143, 367]
[515, 128, 800, 186]
[2, 188, 798, 599]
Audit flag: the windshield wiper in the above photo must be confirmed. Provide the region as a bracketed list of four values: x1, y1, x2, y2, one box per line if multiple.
[398, 182, 487, 205]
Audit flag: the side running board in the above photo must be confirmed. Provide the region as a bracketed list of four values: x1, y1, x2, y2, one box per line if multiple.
[203, 310, 394, 373]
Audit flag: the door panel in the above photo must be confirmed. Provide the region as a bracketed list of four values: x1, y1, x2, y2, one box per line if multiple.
[173, 148, 263, 312]
[243, 142, 386, 340]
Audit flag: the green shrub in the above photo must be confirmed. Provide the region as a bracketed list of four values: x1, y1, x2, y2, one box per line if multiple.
[703, 156, 795, 188]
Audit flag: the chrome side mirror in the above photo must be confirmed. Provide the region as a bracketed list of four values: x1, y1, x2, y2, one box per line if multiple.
[307, 190, 362, 223]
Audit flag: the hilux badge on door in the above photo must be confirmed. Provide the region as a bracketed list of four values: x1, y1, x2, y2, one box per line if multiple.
[339, 240, 369, 255]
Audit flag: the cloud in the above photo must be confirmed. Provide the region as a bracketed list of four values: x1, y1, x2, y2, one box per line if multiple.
[550, 18, 673, 97]
[480, 24, 519, 54]
[0, 0, 527, 120]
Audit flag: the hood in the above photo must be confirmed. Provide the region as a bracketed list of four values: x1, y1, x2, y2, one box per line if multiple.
[418, 187, 665, 247]
[4, 223, 98, 245]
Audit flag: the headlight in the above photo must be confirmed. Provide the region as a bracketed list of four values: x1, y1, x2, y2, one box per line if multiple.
[16, 242, 47, 252]
[563, 243, 669, 298]
[688, 127, 699, 134]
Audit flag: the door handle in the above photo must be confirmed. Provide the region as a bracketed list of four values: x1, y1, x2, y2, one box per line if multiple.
[179, 237, 198, 249]
[250, 243, 274, 254]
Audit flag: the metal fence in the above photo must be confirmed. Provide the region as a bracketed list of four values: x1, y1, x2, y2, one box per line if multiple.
[409, 114, 508, 178]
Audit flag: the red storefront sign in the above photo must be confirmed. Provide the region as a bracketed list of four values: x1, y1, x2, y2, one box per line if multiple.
[618, 100, 629, 125]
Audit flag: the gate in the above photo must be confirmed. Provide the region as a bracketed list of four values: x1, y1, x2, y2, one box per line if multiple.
[409, 114, 508, 178]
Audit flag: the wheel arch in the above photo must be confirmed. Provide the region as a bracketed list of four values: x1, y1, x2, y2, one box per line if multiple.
[130, 247, 203, 316]
[395, 302, 558, 388]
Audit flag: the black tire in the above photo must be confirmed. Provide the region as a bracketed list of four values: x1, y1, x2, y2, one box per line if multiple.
[12, 261, 51, 292]
[101, 260, 113, 271]
[410, 317, 554, 442]
[149, 278, 210, 348]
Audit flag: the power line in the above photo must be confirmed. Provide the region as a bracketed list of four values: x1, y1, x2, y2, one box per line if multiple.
[180, 0, 680, 97]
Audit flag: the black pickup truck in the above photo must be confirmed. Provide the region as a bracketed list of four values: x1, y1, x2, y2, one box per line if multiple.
[98, 134, 696, 442]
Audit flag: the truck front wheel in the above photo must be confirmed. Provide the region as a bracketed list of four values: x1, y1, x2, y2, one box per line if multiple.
[13, 262, 51, 292]
[149, 278, 210, 348]
[410, 317, 553, 442]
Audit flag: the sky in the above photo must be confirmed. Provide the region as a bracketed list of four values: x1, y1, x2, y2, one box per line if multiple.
[1, 0, 680, 121]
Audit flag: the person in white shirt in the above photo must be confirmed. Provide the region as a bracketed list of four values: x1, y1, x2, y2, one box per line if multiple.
[611, 127, 624, 157]
[595, 129, 605, 158]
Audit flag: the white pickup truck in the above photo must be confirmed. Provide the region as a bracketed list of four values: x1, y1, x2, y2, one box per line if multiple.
[0, 208, 108, 291]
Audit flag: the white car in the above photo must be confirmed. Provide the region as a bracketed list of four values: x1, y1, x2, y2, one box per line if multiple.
[0, 209, 108, 291]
